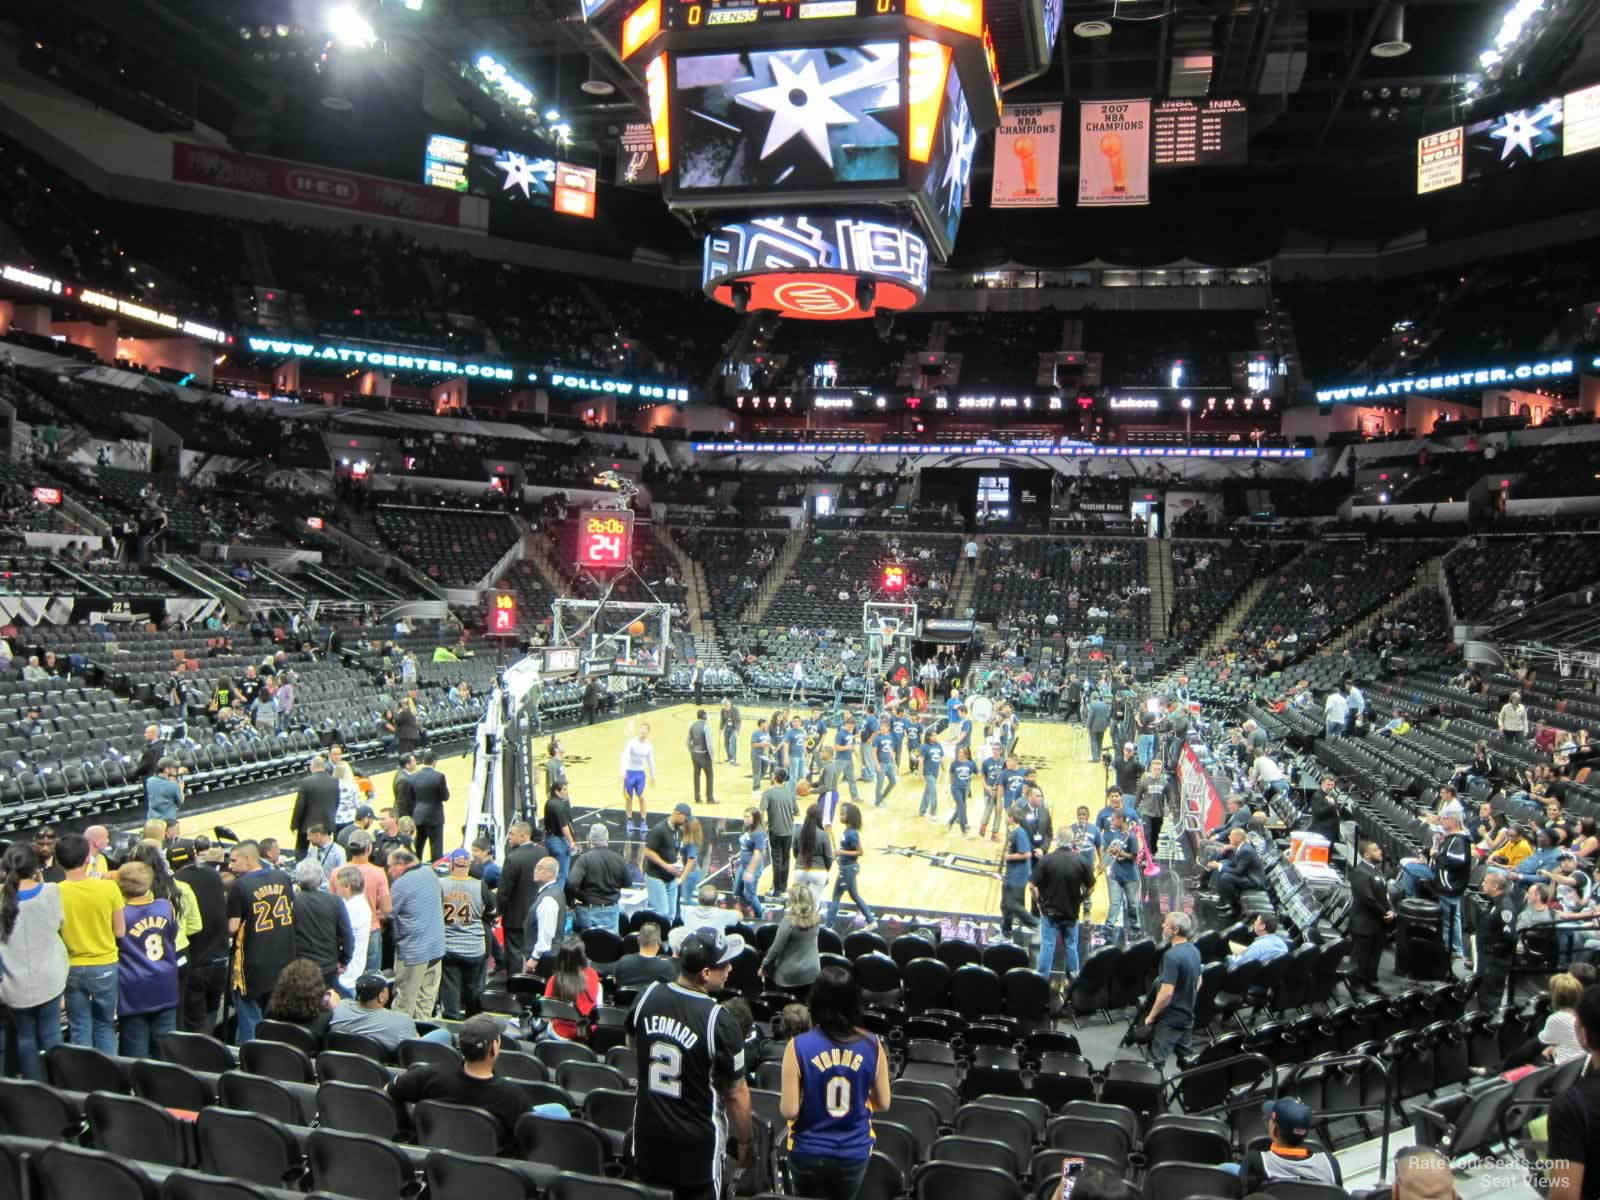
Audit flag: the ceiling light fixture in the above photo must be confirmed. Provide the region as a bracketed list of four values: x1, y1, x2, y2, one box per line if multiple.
[327, 6, 377, 48]
[1073, 19, 1112, 37]
[1371, 5, 1411, 57]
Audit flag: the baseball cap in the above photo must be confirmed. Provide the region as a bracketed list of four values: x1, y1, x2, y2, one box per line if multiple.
[457, 1013, 504, 1054]
[673, 802, 693, 819]
[678, 928, 745, 974]
[1263, 1097, 1313, 1144]
[166, 844, 195, 869]
[355, 805, 376, 820]
[354, 972, 391, 1002]
[448, 848, 472, 865]
[1124, 742, 1136, 751]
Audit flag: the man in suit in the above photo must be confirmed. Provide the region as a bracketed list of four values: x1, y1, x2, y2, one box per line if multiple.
[1307, 773, 1343, 846]
[408, 750, 449, 864]
[1085, 695, 1112, 762]
[496, 822, 542, 977]
[290, 754, 340, 857]
[1349, 840, 1394, 993]
[1209, 827, 1267, 918]
[581, 677, 603, 725]
[393, 752, 418, 820]
[686, 708, 715, 806]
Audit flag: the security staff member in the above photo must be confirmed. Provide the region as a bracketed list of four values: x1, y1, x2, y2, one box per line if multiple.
[687, 709, 716, 807]
[1475, 872, 1519, 1012]
[1348, 841, 1394, 992]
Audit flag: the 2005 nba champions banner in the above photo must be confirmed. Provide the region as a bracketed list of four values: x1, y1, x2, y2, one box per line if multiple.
[990, 104, 1062, 208]
[1078, 99, 1151, 206]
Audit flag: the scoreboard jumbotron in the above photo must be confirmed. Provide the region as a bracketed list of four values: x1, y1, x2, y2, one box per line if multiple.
[587, 0, 1056, 320]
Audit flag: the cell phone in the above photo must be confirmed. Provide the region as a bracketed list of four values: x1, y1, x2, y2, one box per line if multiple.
[1060, 1157, 1086, 1200]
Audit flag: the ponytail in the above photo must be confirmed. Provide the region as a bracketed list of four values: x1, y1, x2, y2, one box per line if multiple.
[1, 845, 41, 940]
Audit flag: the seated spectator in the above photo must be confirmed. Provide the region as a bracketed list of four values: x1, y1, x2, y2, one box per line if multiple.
[265, 957, 337, 1045]
[613, 922, 678, 988]
[330, 972, 453, 1052]
[1228, 913, 1290, 968]
[1234, 1097, 1342, 1190]
[676, 882, 743, 935]
[389, 1014, 567, 1151]
[542, 937, 601, 1042]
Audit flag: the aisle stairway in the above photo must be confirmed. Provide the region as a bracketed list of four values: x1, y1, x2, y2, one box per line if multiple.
[652, 524, 728, 666]
[948, 534, 981, 616]
[1202, 574, 1275, 656]
[1147, 539, 1173, 640]
[741, 525, 808, 623]
[515, 515, 577, 598]
[1323, 553, 1444, 655]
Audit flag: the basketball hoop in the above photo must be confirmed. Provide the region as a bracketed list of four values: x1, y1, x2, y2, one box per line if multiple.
[875, 616, 903, 641]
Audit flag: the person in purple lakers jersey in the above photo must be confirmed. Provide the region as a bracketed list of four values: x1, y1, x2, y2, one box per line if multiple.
[114, 861, 179, 1057]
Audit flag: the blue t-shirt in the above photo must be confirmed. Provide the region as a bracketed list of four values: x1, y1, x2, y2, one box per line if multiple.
[981, 757, 1004, 786]
[738, 829, 768, 874]
[953, 718, 973, 749]
[751, 729, 772, 758]
[786, 729, 806, 756]
[861, 714, 879, 738]
[949, 760, 976, 790]
[1004, 827, 1032, 886]
[946, 698, 962, 723]
[835, 727, 856, 755]
[890, 716, 908, 741]
[873, 732, 895, 763]
[1002, 770, 1027, 804]
[788, 1027, 880, 1161]
[1104, 827, 1140, 882]
[839, 827, 861, 864]
[920, 743, 944, 776]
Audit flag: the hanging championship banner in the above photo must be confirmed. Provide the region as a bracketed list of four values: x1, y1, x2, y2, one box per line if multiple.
[991, 103, 1062, 207]
[617, 121, 659, 187]
[1078, 99, 1152, 206]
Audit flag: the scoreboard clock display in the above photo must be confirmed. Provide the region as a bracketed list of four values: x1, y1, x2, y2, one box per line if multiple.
[669, 0, 901, 25]
[577, 509, 636, 569]
[487, 591, 519, 636]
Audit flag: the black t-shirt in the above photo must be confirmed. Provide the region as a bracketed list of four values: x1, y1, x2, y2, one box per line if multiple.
[1156, 941, 1203, 1027]
[627, 980, 746, 1189]
[1548, 1071, 1600, 1200]
[390, 1064, 531, 1151]
[544, 794, 573, 843]
[614, 952, 679, 988]
[643, 820, 681, 882]
[1030, 850, 1092, 921]
[227, 867, 297, 996]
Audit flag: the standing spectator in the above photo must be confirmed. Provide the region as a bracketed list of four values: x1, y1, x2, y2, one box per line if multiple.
[304, 824, 346, 883]
[345, 833, 391, 972]
[0, 844, 68, 1079]
[408, 751, 450, 865]
[1397, 813, 1472, 960]
[145, 757, 183, 825]
[440, 849, 495, 1019]
[627, 929, 756, 1199]
[387, 848, 446, 1019]
[1348, 841, 1394, 994]
[643, 804, 691, 917]
[393, 753, 418, 820]
[1138, 761, 1169, 854]
[1499, 691, 1530, 742]
[290, 756, 339, 857]
[331, 866, 372, 997]
[761, 882, 822, 991]
[720, 698, 742, 766]
[1085, 693, 1112, 761]
[543, 780, 578, 891]
[171, 844, 228, 1033]
[292, 859, 354, 992]
[497, 822, 542, 972]
[760, 769, 798, 900]
[227, 840, 296, 1044]
[780, 964, 892, 1200]
[57, 832, 125, 1053]
[114, 861, 180, 1057]
[1032, 833, 1093, 984]
[733, 808, 769, 919]
[542, 937, 602, 1041]
[568, 824, 629, 934]
[1545, 983, 1600, 1200]
[1138, 911, 1201, 1070]
[687, 708, 716, 807]
[1324, 687, 1348, 740]
[526, 856, 567, 962]
[825, 803, 875, 929]
[793, 802, 834, 911]
[1000, 806, 1038, 943]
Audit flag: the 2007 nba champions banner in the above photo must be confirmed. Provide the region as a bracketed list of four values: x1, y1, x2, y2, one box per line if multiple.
[1077, 99, 1152, 206]
[990, 104, 1062, 208]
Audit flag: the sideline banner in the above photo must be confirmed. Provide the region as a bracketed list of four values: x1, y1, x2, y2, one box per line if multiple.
[990, 103, 1062, 207]
[1077, 99, 1151, 206]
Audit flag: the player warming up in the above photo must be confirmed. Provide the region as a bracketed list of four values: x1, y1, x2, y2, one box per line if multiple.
[621, 722, 658, 837]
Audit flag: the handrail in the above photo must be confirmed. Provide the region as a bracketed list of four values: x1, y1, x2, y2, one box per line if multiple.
[1165, 1050, 1276, 1114]
[1285, 1052, 1397, 1185]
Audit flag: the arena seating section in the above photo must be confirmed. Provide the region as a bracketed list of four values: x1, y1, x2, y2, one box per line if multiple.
[974, 538, 1148, 641]
[1445, 534, 1600, 623]
[374, 507, 519, 587]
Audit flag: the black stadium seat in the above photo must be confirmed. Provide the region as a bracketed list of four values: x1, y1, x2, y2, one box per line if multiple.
[306, 1127, 418, 1200]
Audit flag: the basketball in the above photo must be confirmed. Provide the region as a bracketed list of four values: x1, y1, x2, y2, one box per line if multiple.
[796, 781, 812, 797]
[628, 620, 646, 636]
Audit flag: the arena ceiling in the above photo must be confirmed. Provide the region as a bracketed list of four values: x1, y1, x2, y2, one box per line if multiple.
[10, 0, 1600, 262]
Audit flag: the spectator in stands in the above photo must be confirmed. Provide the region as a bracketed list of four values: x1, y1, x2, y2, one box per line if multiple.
[496, 822, 541, 973]
[1324, 687, 1348, 740]
[1139, 911, 1200, 1070]
[525, 856, 567, 963]
[265, 958, 336, 1043]
[389, 1014, 549, 1151]
[21, 656, 48, 682]
[336, 806, 377, 852]
[1209, 828, 1267, 919]
[304, 824, 346, 882]
[227, 840, 296, 1044]
[170, 844, 227, 1032]
[568, 823, 629, 934]
[1229, 913, 1290, 967]
[57, 832, 124, 1053]
[292, 858, 354, 992]
[330, 972, 453, 1051]
[344, 833, 390, 972]
[780, 963, 890, 1200]
[142, 755, 183, 825]
[439, 849, 493, 1020]
[1234, 1097, 1342, 1190]
[1393, 1147, 1457, 1200]
[1546, 983, 1600, 1200]
[679, 881, 742, 936]
[1400, 813, 1473, 960]
[409, 750, 450, 865]
[615, 921, 679, 987]
[290, 755, 339, 858]
[330, 866, 371, 998]
[387, 847, 446, 1019]
[762, 882, 822, 991]
[114, 861, 180, 1057]
[0, 843, 68, 1079]
[1499, 691, 1530, 742]
[642, 804, 691, 917]
[542, 937, 602, 1042]
[543, 780, 578, 892]
[1032, 832, 1093, 985]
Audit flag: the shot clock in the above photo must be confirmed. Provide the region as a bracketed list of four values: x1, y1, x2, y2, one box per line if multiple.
[486, 591, 519, 636]
[577, 509, 636, 569]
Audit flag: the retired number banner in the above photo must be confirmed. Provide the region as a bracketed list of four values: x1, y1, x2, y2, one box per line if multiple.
[990, 104, 1062, 208]
[1078, 99, 1151, 207]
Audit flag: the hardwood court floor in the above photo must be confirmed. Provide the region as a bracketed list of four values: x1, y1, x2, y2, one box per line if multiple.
[193, 704, 1114, 922]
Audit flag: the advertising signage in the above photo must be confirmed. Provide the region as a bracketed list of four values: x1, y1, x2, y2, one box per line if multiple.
[1314, 356, 1576, 403]
[692, 441, 1312, 458]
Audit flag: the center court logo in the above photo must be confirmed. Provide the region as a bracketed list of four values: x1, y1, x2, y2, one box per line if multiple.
[772, 281, 854, 316]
